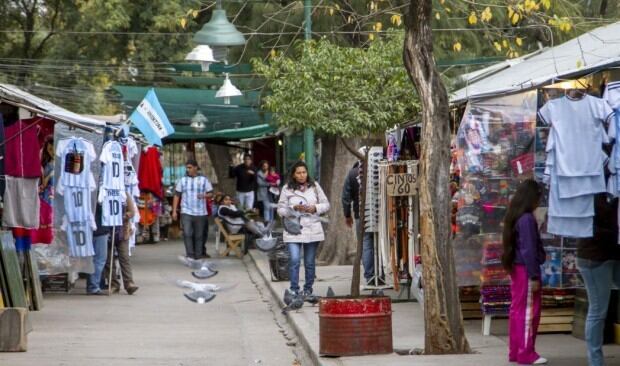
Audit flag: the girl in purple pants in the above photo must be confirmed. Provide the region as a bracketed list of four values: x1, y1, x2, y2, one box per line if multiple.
[502, 179, 547, 365]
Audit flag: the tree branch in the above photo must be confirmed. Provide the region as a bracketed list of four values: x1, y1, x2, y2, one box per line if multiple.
[32, 0, 61, 58]
[339, 136, 363, 160]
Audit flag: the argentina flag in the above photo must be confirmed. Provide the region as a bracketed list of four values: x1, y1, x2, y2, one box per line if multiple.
[129, 89, 174, 146]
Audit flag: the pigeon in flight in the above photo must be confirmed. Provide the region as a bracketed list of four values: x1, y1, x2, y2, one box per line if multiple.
[175, 280, 237, 292]
[178, 255, 217, 271]
[184, 290, 216, 304]
[192, 267, 218, 279]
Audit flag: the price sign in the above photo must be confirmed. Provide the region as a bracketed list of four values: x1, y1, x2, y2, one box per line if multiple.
[386, 173, 417, 196]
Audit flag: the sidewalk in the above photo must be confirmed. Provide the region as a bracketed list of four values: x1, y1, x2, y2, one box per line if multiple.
[248, 249, 620, 366]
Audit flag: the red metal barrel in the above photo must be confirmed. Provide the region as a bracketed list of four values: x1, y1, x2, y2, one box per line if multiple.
[319, 296, 393, 356]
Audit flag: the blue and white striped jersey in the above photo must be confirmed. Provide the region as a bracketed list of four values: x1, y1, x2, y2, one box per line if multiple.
[62, 218, 95, 257]
[175, 175, 213, 216]
[56, 137, 97, 194]
[100, 141, 125, 191]
[63, 186, 93, 224]
[100, 189, 126, 227]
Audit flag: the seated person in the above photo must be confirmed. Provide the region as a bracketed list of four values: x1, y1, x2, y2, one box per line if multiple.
[217, 194, 272, 236]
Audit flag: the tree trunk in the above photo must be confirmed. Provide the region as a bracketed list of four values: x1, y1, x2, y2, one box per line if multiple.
[403, 0, 470, 355]
[317, 136, 358, 265]
[205, 143, 236, 193]
[351, 149, 368, 297]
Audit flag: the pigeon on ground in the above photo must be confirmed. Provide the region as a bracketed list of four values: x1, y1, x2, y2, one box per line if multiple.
[371, 289, 385, 297]
[184, 290, 216, 304]
[192, 267, 218, 279]
[281, 295, 304, 315]
[304, 293, 319, 305]
[177, 255, 216, 271]
[326, 286, 335, 297]
[175, 280, 237, 292]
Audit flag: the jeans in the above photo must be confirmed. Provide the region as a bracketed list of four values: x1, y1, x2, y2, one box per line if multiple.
[87, 234, 109, 293]
[356, 221, 375, 281]
[181, 213, 207, 259]
[287, 242, 319, 293]
[263, 201, 274, 222]
[236, 191, 255, 211]
[577, 258, 620, 366]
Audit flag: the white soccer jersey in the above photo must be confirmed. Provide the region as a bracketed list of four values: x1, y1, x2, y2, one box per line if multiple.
[62, 218, 95, 257]
[101, 189, 126, 227]
[100, 141, 125, 191]
[56, 137, 97, 194]
[64, 186, 93, 224]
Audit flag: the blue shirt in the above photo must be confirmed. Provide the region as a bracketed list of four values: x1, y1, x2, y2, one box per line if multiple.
[175, 175, 213, 216]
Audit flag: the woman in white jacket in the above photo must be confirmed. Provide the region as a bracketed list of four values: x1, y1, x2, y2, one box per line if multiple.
[277, 161, 330, 300]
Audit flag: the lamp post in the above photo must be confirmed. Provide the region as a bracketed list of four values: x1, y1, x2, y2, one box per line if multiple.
[303, 0, 315, 178]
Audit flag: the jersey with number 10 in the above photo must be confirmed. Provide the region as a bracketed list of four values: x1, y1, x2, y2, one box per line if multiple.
[101, 189, 126, 227]
[100, 141, 125, 191]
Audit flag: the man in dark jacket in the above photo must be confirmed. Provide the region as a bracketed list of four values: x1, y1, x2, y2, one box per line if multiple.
[230, 154, 256, 211]
[576, 193, 620, 366]
[342, 158, 376, 285]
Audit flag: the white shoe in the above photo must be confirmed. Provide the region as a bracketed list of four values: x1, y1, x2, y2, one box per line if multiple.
[533, 357, 548, 364]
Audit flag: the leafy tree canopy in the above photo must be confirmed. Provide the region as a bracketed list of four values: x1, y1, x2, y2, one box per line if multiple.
[252, 32, 419, 137]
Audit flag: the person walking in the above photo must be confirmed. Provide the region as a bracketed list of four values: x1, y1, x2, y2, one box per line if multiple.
[501, 179, 547, 365]
[230, 153, 256, 211]
[257, 160, 274, 223]
[172, 159, 213, 259]
[103, 195, 139, 295]
[87, 204, 110, 295]
[576, 193, 620, 366]
[342, 148, 376, 285]
[277, 161, 330, 303]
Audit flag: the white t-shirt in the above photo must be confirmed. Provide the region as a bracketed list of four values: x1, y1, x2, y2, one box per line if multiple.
[100, 141, 125, 191]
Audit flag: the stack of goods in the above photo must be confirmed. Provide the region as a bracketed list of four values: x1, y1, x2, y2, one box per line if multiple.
[453, 93, 537, 312]
[460, 286, 483, 319]
[364, 146, 384, 233]
[480, 234, 511, 315]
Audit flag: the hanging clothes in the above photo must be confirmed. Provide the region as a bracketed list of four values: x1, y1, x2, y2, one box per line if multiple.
[138, 146, 163, 199]
[2, 176, 40, 229]
[56, 137, 97, 257]
[538, 94, 614, 237]
[4, 118, 42, 178]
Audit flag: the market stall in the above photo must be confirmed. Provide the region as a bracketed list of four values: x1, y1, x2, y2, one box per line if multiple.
[450, 21, 620, 335]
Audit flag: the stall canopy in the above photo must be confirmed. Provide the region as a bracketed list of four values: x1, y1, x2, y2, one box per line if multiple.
[452, 21, 620, 103]
[113, 85, 275, 142]
[0, 83, 106, 129]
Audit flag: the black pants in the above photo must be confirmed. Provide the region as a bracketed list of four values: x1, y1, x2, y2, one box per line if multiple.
[181, 214, 207, 259]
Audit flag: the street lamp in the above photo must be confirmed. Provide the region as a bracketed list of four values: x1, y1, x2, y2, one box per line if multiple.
[192, 0, 246, 62]
[216, 73, 242, 105]
[185, 45, 216, 72]
[190, 109, 208, 132]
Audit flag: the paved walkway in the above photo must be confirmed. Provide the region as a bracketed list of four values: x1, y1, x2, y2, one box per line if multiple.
[0, 240, 301, 366]
[248, 249, 620, 366]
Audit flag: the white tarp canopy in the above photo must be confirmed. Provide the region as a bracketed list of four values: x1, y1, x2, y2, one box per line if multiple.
[0, 83, 105, 129]
[451, 21, 620, 103]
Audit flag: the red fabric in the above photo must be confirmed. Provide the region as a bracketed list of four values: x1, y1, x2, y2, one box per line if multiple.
[31, 200, 53, 244]
[5, 118, 42, 177]
[138, 147, 163, 199]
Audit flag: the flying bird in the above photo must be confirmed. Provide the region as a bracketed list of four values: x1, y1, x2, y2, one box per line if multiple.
[192, 267, 219, 279]
[177, 255, 217, 271]
[175, 279, 237, 292]
[184, 290, 216, 304]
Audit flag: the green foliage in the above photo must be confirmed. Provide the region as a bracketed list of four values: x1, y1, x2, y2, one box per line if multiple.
[253, 32, 419, 137]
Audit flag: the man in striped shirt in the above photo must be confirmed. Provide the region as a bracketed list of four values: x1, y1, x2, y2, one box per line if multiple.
[172, 159, 213, 259]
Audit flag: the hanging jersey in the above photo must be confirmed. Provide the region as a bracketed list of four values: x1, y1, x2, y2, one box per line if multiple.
[62, 218, 95, 257]
[63, 186, 93, 224]
[101, 189, 126, 227]
[56, 137, 97, 194]
[100, 141, 125, 190]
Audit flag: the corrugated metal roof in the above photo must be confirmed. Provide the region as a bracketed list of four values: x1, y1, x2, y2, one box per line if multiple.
[451, 21, 620, 103]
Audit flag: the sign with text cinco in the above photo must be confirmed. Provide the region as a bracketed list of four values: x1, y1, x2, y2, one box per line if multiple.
[386, 173, 417, 196]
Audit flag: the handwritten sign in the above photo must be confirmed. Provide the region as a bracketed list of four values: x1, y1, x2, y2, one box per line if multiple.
[386, 173, 417, 196]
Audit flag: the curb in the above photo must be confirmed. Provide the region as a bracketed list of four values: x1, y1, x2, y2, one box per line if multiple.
[246, 250, 327, 366]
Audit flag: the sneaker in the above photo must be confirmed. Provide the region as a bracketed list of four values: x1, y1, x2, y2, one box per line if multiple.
[87, 290, 109, 296]
[533, 357, 548, 364]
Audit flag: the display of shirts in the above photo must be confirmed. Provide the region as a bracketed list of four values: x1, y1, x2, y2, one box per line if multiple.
[63, 186, 94, 224]
[175, 175, 213, 216]
[100, 189, 126, 227]
[99, 140, 125, 191]
[538, 94, 613, 177]
[138, 146, 163, 199]
[62, 218, 95, 257]
[4, 118, 42, 178]
[56, 137, 97, 194]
